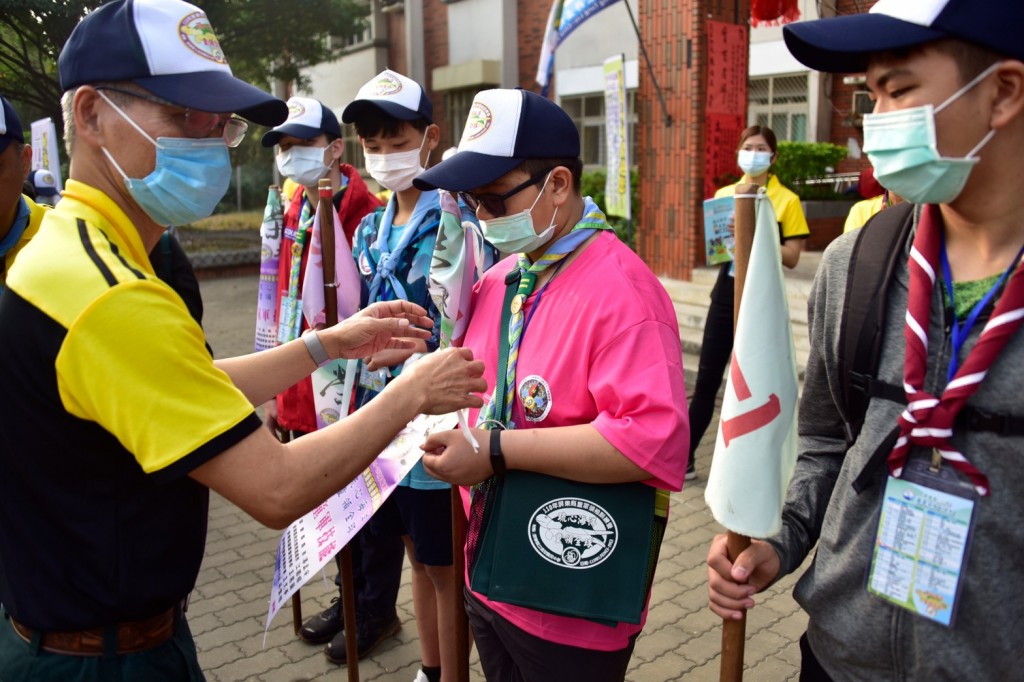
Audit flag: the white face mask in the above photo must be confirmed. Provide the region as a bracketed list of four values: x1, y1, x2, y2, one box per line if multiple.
[276, 145, 332, 187]
[738, 149, 773, 177]
[364, 133, 429, 192]
[480, 173, 558, 254]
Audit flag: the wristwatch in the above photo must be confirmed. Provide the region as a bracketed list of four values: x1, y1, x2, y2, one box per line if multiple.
[302, 330, 330, 367]
[489, 429, 507, 477]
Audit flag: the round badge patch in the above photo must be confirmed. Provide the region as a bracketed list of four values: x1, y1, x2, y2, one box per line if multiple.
[358, 250, 373, 276]
[287, 100, 306, 119]
[464, 102, 493, 141]
[518, 375, 551, 422]
[528, 498, 618, 569]
[373, 72, 403, 96]
[178, 12, 226, 64]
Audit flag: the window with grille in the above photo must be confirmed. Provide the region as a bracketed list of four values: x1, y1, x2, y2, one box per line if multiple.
[748, 74, 809, 141]
[342, 123, 366, 172]
[560, 91, 637, 169]
[445, 87, 495, 149]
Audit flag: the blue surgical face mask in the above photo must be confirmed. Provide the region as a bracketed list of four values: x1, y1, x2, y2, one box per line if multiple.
[480, 173, 557, 254]
[98, 90, 232, 227]
[862, 62, 1000, 205]
[737, 149, 772, 177]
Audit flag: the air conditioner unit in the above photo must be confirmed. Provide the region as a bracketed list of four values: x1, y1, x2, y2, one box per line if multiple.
[852, 91, 874, 116]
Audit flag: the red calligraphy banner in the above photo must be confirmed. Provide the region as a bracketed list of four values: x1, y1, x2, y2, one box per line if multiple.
[704, 21, 749, 200]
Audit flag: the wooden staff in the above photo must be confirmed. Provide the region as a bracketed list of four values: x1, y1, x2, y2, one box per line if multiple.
[452, 487, 470, 681]
[719, 183, 759, 682]
[317, 178, 359, 681]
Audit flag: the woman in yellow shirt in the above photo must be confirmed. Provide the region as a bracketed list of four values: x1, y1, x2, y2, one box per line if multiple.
[687, 125, 809, 480]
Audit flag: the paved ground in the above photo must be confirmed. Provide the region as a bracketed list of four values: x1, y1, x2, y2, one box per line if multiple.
[194, 273, 811, 682]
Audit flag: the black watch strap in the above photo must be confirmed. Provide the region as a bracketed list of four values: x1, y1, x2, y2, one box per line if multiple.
[489, 429, 507, 477]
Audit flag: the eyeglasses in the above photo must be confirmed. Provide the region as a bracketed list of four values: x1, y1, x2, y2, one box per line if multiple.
[95, 86, 249, 148]
[457, 168, 553, 217]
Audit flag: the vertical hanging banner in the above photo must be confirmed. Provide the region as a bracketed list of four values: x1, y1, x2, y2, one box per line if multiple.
[704, 21, 749, 201]
[603, 54, 631, 220]
[254, 186, 283, 352]
[301, 202, 362, 429]
[30, 118, 63, 192]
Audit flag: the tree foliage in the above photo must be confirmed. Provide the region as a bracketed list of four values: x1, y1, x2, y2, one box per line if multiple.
[0, 0, 370, 133]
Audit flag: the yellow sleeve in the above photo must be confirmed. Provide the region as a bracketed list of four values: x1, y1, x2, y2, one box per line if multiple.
[844, 196, 883, 233]
[775, 192, 809, 239]
[56, 280, 257, 475]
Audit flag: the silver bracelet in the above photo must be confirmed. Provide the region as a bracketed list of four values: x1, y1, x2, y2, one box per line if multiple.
[302, 331, 330, 367]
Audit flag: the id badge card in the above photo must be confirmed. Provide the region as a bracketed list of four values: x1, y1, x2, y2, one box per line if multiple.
[358, 364, 388, 392]
[277, 296, 302, 344]
[866, 457, 978, 627]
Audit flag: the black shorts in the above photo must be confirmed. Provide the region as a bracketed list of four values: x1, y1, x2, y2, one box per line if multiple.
[368, 486, 453, 567]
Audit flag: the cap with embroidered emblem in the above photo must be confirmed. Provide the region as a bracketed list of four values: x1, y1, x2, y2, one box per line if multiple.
[261, 97, 341, 147]
[340, 69, 433, 125]
[413, 88, 579, 192]
[58, 0, 286, 126]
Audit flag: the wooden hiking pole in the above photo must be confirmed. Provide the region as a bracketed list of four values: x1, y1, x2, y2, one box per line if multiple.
[317, 178, 360, 681]
[719, 183, 758, 682]
[452, 487, 470, 682]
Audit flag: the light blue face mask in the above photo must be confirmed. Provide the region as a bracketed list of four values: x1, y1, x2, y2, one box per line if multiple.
[862, 62, 1000, 205]
[738, 149, 772, 177]
[99, 90, 232, 227]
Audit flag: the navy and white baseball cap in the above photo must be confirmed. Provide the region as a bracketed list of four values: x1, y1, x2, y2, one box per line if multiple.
[32, 169, 60, 198]
[0, 95, 25, 154]
[414, 89, 580, 192]
[261, 97, 342, 147]
[783, 0, 1024, 73]
[58, 0, 286, 126]
[341, 69, 433, 125]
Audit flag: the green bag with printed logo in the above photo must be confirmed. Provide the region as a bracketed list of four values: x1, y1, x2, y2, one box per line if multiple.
[469, 470, 668, 626]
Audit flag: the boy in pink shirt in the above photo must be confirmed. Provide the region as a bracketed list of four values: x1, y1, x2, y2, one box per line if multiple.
[418, 89, 689, 680]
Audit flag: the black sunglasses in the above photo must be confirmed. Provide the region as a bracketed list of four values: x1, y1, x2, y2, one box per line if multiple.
[457, 168, 553, 217]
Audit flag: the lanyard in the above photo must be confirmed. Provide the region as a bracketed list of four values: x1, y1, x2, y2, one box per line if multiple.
[940, 236, 1024, 381]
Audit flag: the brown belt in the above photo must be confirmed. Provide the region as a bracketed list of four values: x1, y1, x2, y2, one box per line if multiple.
[9, 607, 176, 656]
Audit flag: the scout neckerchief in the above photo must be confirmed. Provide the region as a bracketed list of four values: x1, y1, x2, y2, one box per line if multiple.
[0, 197, 30, 292]
[276, 196, 315, 343]
[886, 204, 1024, 496]
[366, 191, 439, 304]
[477, 198, 612, 429]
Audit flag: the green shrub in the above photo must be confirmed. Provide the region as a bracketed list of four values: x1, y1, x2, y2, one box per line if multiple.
[773, 141, 848, 200]
[580, 167, 639, 249]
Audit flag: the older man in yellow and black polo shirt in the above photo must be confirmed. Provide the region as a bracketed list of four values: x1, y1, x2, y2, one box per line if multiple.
[0, 1, 485, 680]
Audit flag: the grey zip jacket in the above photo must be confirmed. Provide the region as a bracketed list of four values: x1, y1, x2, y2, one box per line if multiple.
[765, 209, 1024, 681]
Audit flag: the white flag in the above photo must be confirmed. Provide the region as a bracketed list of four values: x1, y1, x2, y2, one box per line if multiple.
[535, 0, 563, 91]
[704, 195, 798, 538]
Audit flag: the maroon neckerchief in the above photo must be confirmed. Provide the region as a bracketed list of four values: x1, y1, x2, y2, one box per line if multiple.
[888, 205, 1024, 496]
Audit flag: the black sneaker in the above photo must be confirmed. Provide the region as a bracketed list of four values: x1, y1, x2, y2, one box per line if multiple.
[298, 597, 343, 645]
[325, 612, 401, 664]
[685, 459, 697, 481]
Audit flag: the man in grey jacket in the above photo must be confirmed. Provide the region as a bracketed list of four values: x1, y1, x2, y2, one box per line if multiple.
[707, 1, 1024, 679]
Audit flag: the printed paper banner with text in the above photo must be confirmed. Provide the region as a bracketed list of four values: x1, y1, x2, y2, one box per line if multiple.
[603, 54, 631, 220]
[266, 412, 458, 632]
[254, 186, 283, 352]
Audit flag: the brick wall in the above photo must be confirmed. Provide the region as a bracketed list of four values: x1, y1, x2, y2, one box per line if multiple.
[517, 0, 551, 92]
[635, 0, 750, 280]
[386, 12, 408, 75]
[830, 0, 876, 174]
[422, 0, 452, 151]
